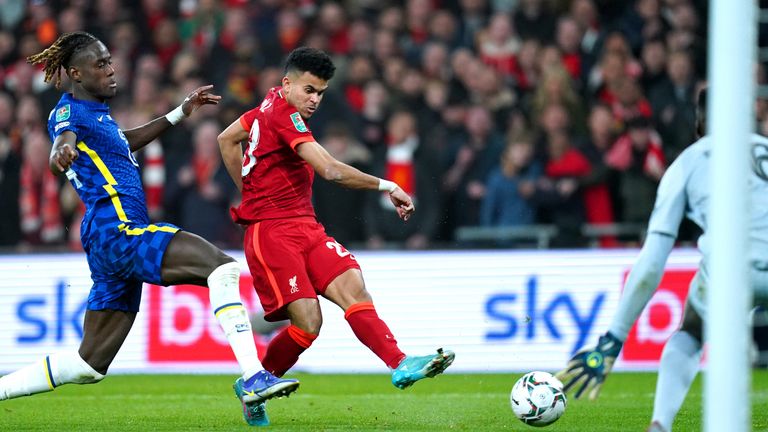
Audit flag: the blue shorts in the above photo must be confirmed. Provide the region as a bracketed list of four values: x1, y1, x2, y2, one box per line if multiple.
[84, 222, 179, 312]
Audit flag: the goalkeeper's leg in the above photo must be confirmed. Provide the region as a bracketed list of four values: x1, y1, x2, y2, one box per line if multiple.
[650, 302, 703, 431]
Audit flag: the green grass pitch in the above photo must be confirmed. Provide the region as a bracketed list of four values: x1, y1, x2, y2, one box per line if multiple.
[2, 371, 767, 431]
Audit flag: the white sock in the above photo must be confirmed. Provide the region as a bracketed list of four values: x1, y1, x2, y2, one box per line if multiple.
[0, 352, 104, 400]
[208, 262, 263, 379]
[651, 331, 702, 430]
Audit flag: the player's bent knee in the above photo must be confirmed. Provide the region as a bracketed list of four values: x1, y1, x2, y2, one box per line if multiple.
[287, 324, 318, 349]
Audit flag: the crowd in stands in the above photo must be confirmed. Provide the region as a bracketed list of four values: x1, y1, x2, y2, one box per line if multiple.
[0, 0, 761, 251]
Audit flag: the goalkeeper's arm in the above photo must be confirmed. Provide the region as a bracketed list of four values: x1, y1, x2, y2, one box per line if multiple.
[608, 232, 676, 341]
[556, 232, 675, 400]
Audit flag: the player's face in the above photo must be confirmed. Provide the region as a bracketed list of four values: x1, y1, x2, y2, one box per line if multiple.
[282, 72, 328, 119]
[71, 41, 117, 102]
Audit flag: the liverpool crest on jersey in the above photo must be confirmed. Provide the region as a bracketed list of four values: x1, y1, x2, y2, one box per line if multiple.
[290, 112, 308, 133]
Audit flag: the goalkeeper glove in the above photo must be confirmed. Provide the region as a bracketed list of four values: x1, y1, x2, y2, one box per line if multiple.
[555, 331, 623, 400]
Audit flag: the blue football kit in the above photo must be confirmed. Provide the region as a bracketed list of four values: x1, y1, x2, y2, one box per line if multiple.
[47, 93, 179, 312]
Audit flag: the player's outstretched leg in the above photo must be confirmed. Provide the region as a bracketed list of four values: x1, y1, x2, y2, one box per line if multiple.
[391, 348, 455, 390]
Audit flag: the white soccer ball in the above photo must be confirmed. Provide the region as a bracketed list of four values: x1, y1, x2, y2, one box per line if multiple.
[510, 371, 567, 427]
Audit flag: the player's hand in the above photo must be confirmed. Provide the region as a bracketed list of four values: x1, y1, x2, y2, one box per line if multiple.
[388, 187, 415, 221]
[181, 85, 222, 116]
[555, 332, 623, 400]
[50, 143, 79, 173]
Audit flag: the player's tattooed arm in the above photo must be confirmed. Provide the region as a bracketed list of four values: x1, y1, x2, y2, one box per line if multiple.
[123, 85, 222, 152]
[49, 130, 79, 174]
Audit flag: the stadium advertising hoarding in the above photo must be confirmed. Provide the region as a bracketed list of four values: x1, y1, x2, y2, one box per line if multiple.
[0, 249, 700, 374]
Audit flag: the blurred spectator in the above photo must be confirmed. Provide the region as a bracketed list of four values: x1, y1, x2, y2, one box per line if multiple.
[610, 77, 653, 125]
[605, 116, 665, 224]
[365, 110, 440, 249]
[22, 1, 57, 47]
[89, 0, 130, 42]
[165, 119, 239, 248]
[0, 92, 20, 247]
[532, 130, 590, 247]
[480, 136, 541, 234]
[139, 0, 172, 33]
[342, 55, 376, 113]
[619, 0, 665, 53]
[649, 49, 698, 161]
[58, 7, 85, 36]
[533, 67, 586, 135]
[513, 0, 557, 43]
[152, 18, 182, 69]
[443, 105, 504, 231]
[356, 80, 389, 151]
[580, 104, 620, 214]
[588, 32, 642, 103]
[179, 0, 225, 58]
[569, 0, 602, 72]
[511, 38, 539, 94]
[348, 18, 374, 55]
[456, 0, 490, 49]
[477, 12, 520, 77]
[421, 42, 451, 82]
[317, 2, 350, 55]
[19, 129, 63, 246]
[313, 124, 370, 246]
[578, 105, 619, 246]
[639, 37, 668, 91]
[427, 9, 461, 49]
[555, 16, 586, 82]
[275, 7, 305, 55]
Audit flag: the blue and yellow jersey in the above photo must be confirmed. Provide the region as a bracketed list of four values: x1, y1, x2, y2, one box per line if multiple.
[46, 93, 149, 245]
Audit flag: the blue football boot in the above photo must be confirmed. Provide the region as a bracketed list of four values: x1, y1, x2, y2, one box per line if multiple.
[391, 348, 455, 389]
[233, 370, 299, 426]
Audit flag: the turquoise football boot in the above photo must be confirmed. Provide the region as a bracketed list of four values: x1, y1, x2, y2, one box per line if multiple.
[391, 348, 455, 389]
[233, 378, 269, 426]
[233, 370, 299, 426]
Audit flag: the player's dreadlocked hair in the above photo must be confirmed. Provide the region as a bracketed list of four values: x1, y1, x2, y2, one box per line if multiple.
[284, 47, 336, 81]
[26, 31, 99, 89]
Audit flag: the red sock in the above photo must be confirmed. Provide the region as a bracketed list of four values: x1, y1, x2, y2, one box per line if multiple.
[262, 325, 317, 377]
[345, 302, 406, 369]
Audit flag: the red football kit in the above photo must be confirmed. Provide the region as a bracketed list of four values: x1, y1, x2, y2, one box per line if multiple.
[233, 87, 360, 321]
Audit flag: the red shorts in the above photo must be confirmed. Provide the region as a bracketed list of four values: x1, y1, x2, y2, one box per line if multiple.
[243, 216, 360, 321]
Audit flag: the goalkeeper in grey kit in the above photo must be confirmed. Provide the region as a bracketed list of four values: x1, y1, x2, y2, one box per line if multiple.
[556, 87, 768, 432]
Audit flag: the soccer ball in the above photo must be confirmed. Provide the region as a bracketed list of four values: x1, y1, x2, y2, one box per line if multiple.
[510, 371, 567, 427]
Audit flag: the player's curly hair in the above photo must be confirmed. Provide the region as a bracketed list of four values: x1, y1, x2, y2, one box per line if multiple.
[26, 31, 99, 89]
[284, 47, 336, 81]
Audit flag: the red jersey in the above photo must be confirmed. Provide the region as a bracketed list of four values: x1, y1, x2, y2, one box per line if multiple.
[231, 87, 317, 224]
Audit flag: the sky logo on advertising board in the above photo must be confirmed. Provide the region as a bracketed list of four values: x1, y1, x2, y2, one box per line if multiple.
[621, 269, 695, 362]
[484, 276, 605, 354]
[146, 274, 271, 362]
[16, 280, 86, 343]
